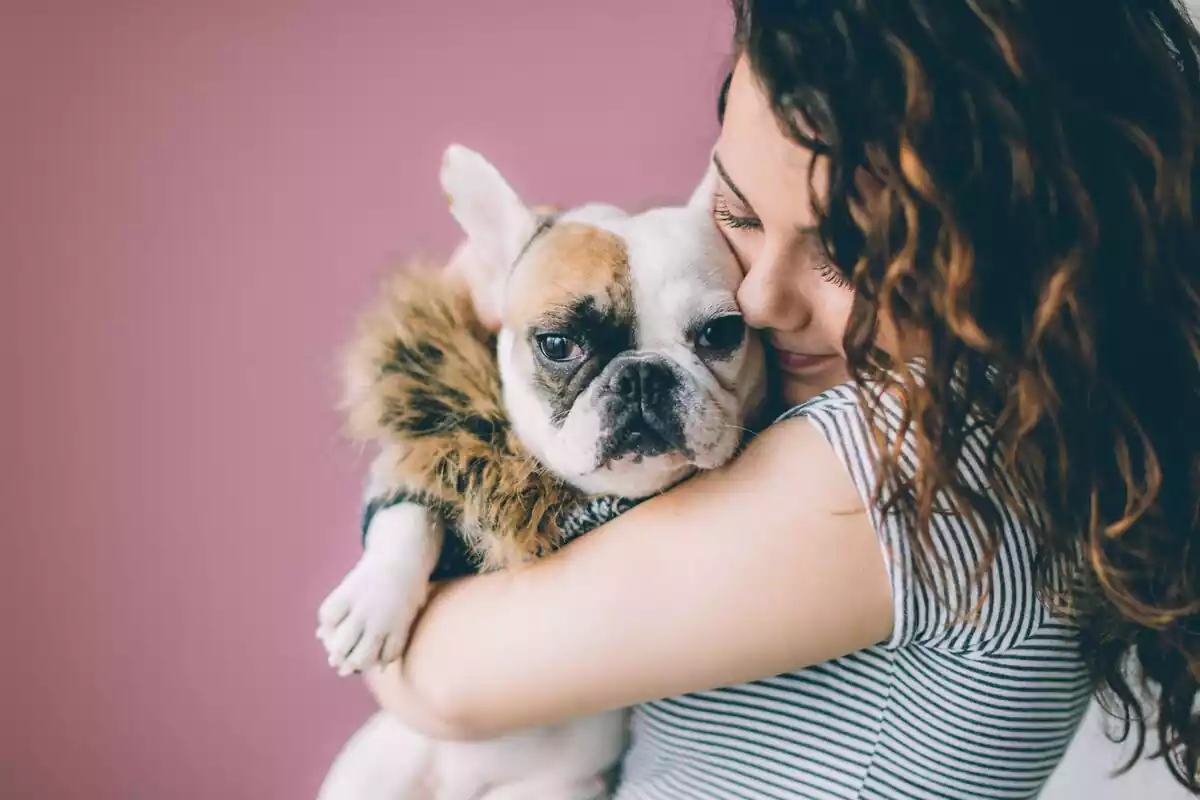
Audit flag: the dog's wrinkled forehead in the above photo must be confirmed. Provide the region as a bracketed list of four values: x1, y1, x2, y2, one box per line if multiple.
[503, 218, 635, 337]
[503, 205, 737, 341]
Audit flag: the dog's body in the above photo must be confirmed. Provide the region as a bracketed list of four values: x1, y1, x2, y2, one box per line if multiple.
[316, 146, 767, 800]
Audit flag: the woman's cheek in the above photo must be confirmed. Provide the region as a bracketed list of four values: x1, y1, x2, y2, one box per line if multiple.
[718, 227, 757, 278]
[814, 280, 856, 356]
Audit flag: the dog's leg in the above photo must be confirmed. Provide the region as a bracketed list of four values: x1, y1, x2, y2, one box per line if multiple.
[317, 500, 443, 675]
[437, 712, 626, 800]
[476, 712, 626, 800]
[316, 711, 437, 800]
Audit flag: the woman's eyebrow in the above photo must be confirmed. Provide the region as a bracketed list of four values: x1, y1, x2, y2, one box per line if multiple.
[712, 153, 754, 212]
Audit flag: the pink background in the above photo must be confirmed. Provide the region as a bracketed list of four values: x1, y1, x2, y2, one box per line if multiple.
[4, 2, 1186, 798]
[0, 3, 730, 798]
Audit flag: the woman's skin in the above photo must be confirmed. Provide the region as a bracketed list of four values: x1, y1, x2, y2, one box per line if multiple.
[363, 56, 895, 741]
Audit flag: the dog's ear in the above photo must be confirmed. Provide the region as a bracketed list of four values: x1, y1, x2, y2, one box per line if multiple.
[444, 238, 504, 331]
[440, 144, 539, 277]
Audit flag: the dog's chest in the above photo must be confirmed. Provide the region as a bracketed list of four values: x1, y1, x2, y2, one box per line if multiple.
[429, 494, 644, 581]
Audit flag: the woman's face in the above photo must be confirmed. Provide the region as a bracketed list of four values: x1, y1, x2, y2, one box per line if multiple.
[712, 57, 853, 406]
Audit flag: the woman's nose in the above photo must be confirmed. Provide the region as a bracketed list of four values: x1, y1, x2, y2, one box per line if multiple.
[737, 242, 811, 332]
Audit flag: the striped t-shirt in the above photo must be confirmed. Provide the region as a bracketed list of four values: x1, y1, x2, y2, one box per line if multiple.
[615, 382, 1092, 800]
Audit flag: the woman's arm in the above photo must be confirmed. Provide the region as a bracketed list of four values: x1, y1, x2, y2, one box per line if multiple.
[370, 414, 893, 739]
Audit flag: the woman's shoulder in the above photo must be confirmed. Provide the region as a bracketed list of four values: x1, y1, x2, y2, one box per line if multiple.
[771, 380, 891, 506]
[776, 380, 864, 421]
[774, 378, 1061, 655]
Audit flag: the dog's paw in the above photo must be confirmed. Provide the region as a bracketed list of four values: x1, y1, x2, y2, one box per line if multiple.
[316, 556, 428, 677]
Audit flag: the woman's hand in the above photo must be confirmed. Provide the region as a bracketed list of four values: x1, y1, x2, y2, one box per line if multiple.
[360, 579, 522, 742]
[361, 659, 462, 741]
[357, 664, 452, 796]
[361, 662, 427, 732]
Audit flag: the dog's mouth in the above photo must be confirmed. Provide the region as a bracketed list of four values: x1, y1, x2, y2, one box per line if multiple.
[594, 356, 695, 467]
[597, 409, 692, 466]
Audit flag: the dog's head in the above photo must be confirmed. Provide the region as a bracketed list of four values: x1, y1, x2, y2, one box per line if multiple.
[441, 145, 766, 498]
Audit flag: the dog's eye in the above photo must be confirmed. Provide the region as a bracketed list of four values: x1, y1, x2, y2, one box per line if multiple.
[535, 334, 583, 362]
[697, 315, 746, 352]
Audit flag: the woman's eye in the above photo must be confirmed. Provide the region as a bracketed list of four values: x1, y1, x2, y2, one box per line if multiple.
[535, 334, 584, 362]
[696, 314, 746, 353]
[712, 193, 762, 231]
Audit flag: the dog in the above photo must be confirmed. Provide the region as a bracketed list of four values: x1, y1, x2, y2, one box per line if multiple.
[315, 144, 768, 799]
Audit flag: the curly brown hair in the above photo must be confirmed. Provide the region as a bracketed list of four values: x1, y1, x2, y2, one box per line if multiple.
[730, 0, 1200, 790]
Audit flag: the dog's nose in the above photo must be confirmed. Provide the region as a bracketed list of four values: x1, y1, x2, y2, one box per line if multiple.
[604, 357, 685, 458]
[613, 359, 673, 410]
[596, 355, 688, 465]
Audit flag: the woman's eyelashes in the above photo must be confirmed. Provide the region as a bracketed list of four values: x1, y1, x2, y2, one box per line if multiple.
[713, 192, 762, 230]
[713, 191, 851, 290]
[813, 249, 851, 289]
[817, 262, 851, 289]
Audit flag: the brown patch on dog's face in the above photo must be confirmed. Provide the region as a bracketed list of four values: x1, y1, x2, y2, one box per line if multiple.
[503, 222, 632, 330]
[503, 222, 637, 425]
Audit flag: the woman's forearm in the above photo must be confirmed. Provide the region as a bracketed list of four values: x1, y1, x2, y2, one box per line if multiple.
[383, 418, 893, 739]
[397, 529, 669, 737]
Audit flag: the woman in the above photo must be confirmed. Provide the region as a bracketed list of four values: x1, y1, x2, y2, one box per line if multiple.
[366, 1, 1200, 796]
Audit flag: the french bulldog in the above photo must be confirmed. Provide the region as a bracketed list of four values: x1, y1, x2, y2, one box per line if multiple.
[315, 144, 768, 800]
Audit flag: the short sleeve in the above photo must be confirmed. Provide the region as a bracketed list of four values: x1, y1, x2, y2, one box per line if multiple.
[778, 382, 1049, 654]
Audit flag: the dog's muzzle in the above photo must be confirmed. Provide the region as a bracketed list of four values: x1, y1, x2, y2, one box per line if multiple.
[598, 355, 689, 463]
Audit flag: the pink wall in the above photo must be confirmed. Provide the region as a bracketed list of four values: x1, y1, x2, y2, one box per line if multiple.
[0, 4, 730, 798]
